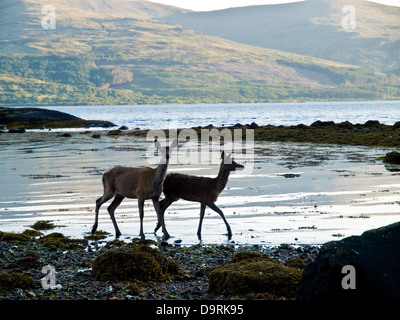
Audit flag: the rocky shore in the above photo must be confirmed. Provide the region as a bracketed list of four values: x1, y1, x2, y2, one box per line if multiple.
[1, 107, 399, 301]
[106, 119, 400, 149]
[0, 107, 115, 130]
[0, 223, 319, 300]
[2, 107, 400, 149]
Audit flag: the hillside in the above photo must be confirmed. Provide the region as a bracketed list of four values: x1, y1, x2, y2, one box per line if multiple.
[0, 0, 400, 106]
[162, 0, 400, 74]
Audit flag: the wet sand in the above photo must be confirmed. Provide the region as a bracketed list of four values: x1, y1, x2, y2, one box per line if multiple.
[1, 129, 400, 246]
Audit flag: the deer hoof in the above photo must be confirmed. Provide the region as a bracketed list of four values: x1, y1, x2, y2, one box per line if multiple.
[154, 223, 161, 234]
[163, 233, 171, 240]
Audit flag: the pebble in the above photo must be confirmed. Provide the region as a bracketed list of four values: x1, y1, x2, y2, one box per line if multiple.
[0, 236, 319, 300]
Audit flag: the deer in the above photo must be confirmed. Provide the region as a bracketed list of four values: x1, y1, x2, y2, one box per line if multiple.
[91, 138, 178, 239]
[154, 151, 244, 240]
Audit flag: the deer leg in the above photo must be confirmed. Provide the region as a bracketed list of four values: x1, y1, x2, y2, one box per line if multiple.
[138, 197, 146, 239]
[107, 193, 124, 238]
[206, 202, 232, 239]
[154, 197, 175, 236]
[197, 203, 206, 240]
[152, 198, 171, 240]
[92, 192, 114, 234]
[154, 198, 164, 234]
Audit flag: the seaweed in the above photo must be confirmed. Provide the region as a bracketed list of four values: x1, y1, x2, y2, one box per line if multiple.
[30, 220, 55, 230]
[0, 272, 39, 293]
[207, 254, 302, 298]
[0, 231, 31, 242]
[84, 230, 110, 241]
[37, 232, 86, 249]
[92, 244, 179, 282]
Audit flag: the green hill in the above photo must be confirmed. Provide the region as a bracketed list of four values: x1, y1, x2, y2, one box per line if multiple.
[0, 0, 399, 106]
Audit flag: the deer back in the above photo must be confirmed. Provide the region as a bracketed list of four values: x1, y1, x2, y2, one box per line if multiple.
[103, 166, 151, 199]
[163, 173, 220, 203]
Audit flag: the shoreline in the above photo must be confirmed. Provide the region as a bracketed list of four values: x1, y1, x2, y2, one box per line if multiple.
[1, 124, 400, 246]
[2, 105, 400, 148]
[2, 109, 400, 300]
[0, 226, 320, 300]
[3, 119, 400, 149]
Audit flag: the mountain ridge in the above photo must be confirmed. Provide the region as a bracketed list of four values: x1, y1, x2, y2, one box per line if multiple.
[0, 0, 399, 106]
[161, 0, 400, 74]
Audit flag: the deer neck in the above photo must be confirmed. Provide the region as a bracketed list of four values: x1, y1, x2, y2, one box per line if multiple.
[153, 161, 169, 191]
[215, 166, 231, 193]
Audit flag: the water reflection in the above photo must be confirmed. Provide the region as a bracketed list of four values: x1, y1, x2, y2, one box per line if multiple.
[1, 132, 400, 246]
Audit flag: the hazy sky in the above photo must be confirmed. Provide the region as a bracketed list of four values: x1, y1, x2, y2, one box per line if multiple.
[148, 0, 400, 11]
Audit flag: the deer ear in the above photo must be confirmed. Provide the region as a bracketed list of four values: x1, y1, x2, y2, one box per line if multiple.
[154, 139, 162, 151]
[170, 138, 178, 150]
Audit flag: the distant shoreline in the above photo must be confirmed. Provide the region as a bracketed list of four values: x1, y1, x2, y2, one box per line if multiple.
[0, 107, 115, 130]
[2, 106, 400, 149]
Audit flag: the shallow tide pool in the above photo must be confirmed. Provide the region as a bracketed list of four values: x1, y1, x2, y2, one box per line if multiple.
[1, 131, 399, 246]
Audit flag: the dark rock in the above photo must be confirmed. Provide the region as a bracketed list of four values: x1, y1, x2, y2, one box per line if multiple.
[118, 125, 128, 130]
[107, 129, 122, 136]
[297, 221, 400, 300]
[384, 151, 400, 164]
[363, 120, 380, 128]
[249, 122, 259, 129]
[310, 120, 335, 127]
[92, 134, 101, 139]
[337, 121, 354, 129]
[8, 128, 25, 133]
[85, 123, 111, 128]
[59, 133, 71, 137]
[279, 173, 301, 178]
[393, 121, 400, 129]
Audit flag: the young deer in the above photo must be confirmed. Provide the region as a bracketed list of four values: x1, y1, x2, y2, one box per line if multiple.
[92, 138, 178, 238]
[155, 151, 244, 240]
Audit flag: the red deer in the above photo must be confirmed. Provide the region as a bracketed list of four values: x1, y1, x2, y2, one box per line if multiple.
[92, 138, 178, 238]
[155, 151, 244, 240]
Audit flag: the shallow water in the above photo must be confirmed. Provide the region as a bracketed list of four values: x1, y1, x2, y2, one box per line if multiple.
[27, 100, 400, 130]
[1, 131, 400, 246]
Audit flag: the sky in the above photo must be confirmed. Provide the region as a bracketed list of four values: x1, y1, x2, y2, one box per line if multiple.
[147, 0, 400, 11]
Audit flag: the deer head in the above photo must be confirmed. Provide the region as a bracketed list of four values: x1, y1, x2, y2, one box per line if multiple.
[221, 151, 244, 171]
[155, 138, 178, 162]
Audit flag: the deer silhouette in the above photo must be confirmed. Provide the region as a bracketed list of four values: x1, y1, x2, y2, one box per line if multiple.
[92, 138, 178, 238]
[155, 151, 244, 240]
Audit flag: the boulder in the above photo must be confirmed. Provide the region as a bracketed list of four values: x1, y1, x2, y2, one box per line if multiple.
[249, 122, 259, 129]
[310, 120, 335, 127]
[383, 151, 400, 164]
[393, 121, 400, 129]
[363, 120, 381, 128]
[297, 221, 400, 300]
[337, 121, 354, 129]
